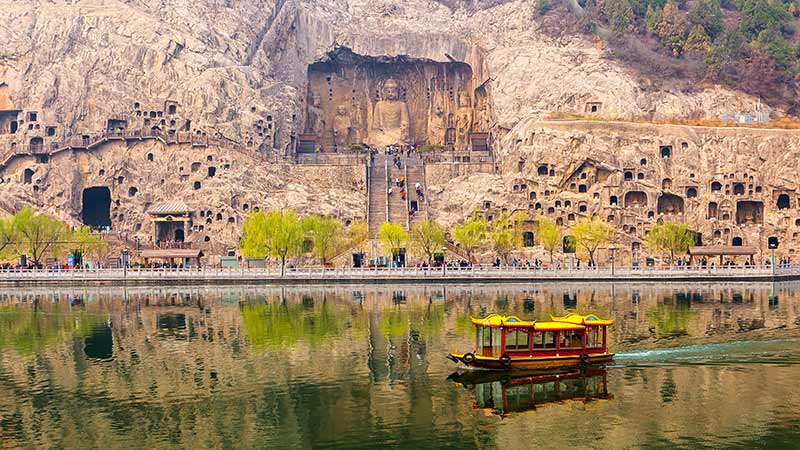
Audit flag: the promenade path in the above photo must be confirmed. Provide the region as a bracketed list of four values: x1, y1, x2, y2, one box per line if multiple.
[1, 265, 798, 286]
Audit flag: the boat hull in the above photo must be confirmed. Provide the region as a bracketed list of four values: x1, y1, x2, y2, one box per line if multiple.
[447, 352, 614, 371]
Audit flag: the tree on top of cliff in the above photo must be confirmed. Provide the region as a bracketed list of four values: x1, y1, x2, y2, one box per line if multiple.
[570, 216, 613, 266]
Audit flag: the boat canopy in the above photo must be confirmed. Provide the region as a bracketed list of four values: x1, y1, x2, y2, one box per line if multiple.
[470, 313, 593, 331]
[550, 312, 614, 326]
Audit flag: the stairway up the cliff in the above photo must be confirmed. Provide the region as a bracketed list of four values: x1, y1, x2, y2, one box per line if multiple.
[404, 156, 428, 227]
[387, 159, 409, 229]
[367, 155, 389, 236]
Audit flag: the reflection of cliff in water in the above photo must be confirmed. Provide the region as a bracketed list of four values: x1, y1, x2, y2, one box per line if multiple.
[451, 368, 612, 416]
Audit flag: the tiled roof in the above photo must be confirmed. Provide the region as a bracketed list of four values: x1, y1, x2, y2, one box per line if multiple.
[148, 200, 192, 216]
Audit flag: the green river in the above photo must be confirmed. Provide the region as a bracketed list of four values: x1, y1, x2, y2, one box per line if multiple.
[1, 282, 799, 449]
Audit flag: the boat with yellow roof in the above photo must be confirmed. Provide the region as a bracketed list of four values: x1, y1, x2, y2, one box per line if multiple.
[446, 312, 614, 370]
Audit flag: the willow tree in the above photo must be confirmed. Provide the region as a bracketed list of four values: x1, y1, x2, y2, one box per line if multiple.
[570, 216, 613, 266]
[13, 206, 67, 265]
[646, 220, 697, 264]
[378, 222, 408, 256]
[488, 210, 523, 264]
[0, 216, 16, 261]
[537, 215, 561, 265]
[409, 219, 446, 264]
[347, 220, 369, 251]
[240, 209, 304, 276]
[451, 214, 487, 263]
[69, 226, 107, 265]
[302, 215, 344, 266]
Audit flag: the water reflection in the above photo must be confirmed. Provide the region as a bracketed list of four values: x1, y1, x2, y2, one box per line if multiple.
[450, 368, 611, 416]
[0, 283, 798, 449]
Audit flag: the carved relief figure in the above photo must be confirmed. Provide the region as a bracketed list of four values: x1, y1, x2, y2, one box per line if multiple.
[369, 79, 410, 147]
[427, 93, 447, 146]
[474, 92, 489, 131]
[306, 94, 325, 136]
[333, 104, 352, 149]
[455, 92, 473, 151]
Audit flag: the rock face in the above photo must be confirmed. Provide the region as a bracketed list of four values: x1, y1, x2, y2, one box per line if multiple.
[0, 0, 796, 261]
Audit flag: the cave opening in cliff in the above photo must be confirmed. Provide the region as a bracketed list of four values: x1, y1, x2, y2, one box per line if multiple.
[777, 193, 790, 210]
[305, 47, 485, 152]
[657, 193, 684, 215]
[81, 187, 112, 229]
[736, 201, 764, 225]
[624, 191, 647, 208]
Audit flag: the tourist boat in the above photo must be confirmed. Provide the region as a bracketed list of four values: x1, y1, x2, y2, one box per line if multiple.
[449, 367, 611, 415]
[446, 312, 614, 370]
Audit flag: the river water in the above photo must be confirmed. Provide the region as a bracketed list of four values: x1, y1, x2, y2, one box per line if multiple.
[1, 282, 799, 449]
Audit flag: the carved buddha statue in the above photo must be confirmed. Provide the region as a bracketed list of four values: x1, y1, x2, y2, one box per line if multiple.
[455, 92, 473, 151]
[369, 79, 410, 147]
[306, 94, 325, 136]
[333, 104, 352, 149]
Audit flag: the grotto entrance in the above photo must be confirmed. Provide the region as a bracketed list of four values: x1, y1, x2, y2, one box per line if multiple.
[304, 47, 486, 152]
[81, 187, 112, 229]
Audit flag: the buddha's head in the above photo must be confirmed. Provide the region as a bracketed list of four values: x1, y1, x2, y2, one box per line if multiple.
[337, 105, 348, 116]
[383, 79, 400, 101]
[458, 92, 471, 108]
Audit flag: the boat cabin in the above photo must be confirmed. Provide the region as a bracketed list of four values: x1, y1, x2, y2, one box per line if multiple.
[472, 313, 612, 358]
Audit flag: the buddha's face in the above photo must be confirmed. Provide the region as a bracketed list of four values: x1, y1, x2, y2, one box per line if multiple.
[311, 95, 321, 107]
[337, 105, 348, 116]
[383, 80, 399, 100]
[459, 94, 471, 107]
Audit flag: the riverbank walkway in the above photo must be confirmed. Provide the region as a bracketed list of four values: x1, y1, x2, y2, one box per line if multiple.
[1, 265, 798, 286]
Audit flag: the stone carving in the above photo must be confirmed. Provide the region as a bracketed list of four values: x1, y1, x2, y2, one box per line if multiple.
[473, 92, 489, 131]
[369, 79, 410, 147]
[455, 92, 473, 151]
[306, 94, 325, 136]
[333, 104, 352, 149]
[427, 93, 447, 146]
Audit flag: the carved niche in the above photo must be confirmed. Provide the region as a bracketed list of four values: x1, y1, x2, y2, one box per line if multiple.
[305, 48, 479, 151]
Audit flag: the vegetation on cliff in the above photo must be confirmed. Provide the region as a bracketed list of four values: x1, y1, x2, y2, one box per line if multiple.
[574, 0, 800, 107]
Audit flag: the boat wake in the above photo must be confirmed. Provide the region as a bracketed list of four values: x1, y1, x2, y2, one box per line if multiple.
[610, 338, 800, 367]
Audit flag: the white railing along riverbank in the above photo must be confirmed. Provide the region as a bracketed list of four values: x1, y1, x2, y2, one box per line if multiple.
[0, 264, 798, 283]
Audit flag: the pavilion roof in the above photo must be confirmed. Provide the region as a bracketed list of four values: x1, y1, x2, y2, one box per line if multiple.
[148, 201, 192, 216]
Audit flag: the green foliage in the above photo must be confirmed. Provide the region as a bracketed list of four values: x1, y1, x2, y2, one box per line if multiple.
[0, 305, 106, 355]
[606, 0, 635, 34]
[419, 143, 446, 153]
[738, 0, 791, 38]
[647, 301, 697, 337]
[13, 206, 68, 264]
[68, 226, 107, 264]
[451, 214, 487, 262]
[239, 210, 304, 275]
[302, 215, 344, 265]
[0, 215, 16, 261]
[645, 220, 697, 263]
[347, 220, 369, 251]
[488, 211, 523, 263]
[570, 216, 613, 265]
[689, 0, 724, 39]
[537, 215, 562, 264]
[409, 219, 446, 263]
[631, 0, 667, 17]
[649, 1, 689, 55]
[754, 27, 795, 70]
[378, 222, 408, 254]
[241, 299, 348, 350]
[685, 24, 713, 52]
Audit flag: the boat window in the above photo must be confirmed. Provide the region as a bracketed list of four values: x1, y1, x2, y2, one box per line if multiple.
[586, 327, 603, 348]
[560, 330, 584, 350]
[504, 329, 530, 351]
[481, 326, 493, 348]
[476, 326, 484, 349]
[532, 331, 557, 349]
[492, 328, 503, 356]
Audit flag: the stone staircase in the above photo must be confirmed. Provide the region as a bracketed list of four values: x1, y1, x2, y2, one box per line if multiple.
[367, 155, 389, 235]
[405, 156, 428, 227]
[387, 160, 408, 228]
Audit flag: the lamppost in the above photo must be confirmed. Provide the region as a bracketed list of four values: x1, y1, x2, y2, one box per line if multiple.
[122, 247, 129, 279]
[609, 244, 618, 278]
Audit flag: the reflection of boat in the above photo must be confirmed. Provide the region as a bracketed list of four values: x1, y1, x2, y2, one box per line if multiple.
[450, 367, 612, 415]
[447, 313, 614, 370]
